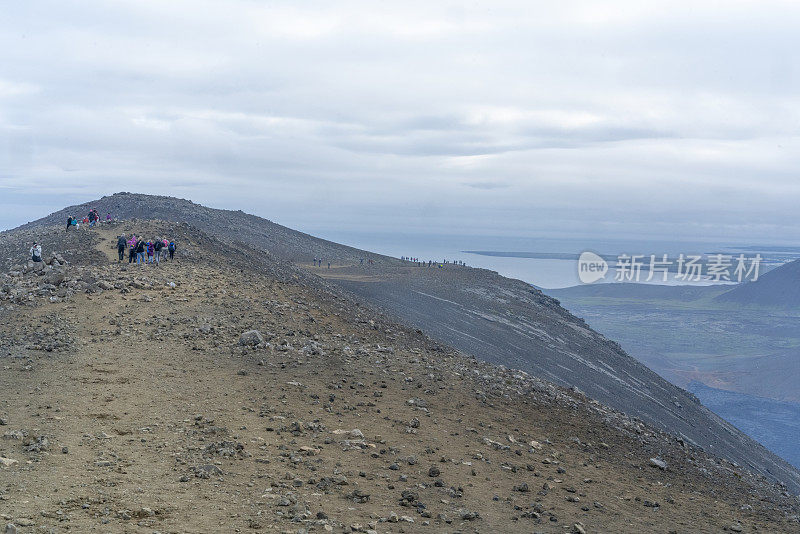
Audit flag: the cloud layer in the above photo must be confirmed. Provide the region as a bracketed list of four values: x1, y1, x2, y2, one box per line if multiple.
[2, 1, 800, 242]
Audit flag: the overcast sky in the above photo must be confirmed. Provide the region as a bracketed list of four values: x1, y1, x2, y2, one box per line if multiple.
[1, 1, 800, 243]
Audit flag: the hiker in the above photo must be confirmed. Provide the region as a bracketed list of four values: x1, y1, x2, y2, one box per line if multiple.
[135, 238, 145, 265]
[162, 238, 169, 261]
[30, 242, 42, 263]
[146, 240, 155, 264]
[116, 234, 127, 262]
[88, 210, 96, 227]
[66, 216, 73, 232]
[128, 235, 137, 263]
[153, 238, 163, 264]
[168, 240, 176, 260]
[327, 262, 330, 269]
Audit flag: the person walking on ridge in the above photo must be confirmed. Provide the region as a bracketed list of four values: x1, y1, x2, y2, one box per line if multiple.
[153, 238, 163, 265]
[128, 235, 137, 263]
[135, 238, 145, 265]
[117, 234, 126, 262]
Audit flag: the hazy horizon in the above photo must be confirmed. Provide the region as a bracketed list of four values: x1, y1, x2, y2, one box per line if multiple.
[4, 191, 800, 251]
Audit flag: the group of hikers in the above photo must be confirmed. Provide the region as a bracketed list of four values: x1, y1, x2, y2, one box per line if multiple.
[401, 256, 467, 268]
[117, 234, 176, 265]
[312, 258, 331, 269]
[27, 233, 175, 266]
[66, 209, 113, 231]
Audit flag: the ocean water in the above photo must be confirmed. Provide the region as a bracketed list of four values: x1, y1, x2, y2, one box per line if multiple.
[309, 230, 789, 289]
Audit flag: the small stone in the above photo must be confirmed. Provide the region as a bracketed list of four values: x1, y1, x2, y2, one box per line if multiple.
[239, 330, 264, 346]
[459, 509, 478, 521]
[428, 466, 440, 477]
[116, 510, 132, 521]
[649, 457, 667, 470]
[193, 464, 223, 478]
[350, 489, 370, 503]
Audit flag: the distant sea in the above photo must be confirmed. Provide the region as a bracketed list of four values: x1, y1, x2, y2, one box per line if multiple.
[311, 230, 796, 289]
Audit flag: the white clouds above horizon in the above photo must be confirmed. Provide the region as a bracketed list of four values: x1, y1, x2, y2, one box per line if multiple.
[2, 0, 800, 242]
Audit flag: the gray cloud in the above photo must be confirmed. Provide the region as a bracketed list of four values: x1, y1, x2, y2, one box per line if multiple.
[1, 1, 800, 243]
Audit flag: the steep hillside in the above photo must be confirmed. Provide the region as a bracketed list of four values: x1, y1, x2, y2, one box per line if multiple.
[688, 382, 800, 469]
[0, 221, 798, 532]
[716, 259, 800, 307]
[12, 192, 800, 494]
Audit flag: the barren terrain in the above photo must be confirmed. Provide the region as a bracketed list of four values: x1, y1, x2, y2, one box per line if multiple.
[0, 222, 798, 533]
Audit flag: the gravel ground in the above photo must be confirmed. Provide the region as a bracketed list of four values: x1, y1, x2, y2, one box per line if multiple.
[0, 222, 797, 533]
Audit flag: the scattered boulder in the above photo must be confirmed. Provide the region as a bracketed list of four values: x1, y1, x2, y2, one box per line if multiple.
[22, 435, 49, 453]
[650, 457, 668, 470]
[239, 330, 264, 346]
[192, 464, 223, 479]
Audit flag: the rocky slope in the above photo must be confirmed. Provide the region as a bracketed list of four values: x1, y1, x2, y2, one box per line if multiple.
[0, 221, 798, 533]
[11, 193, 800, 495]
